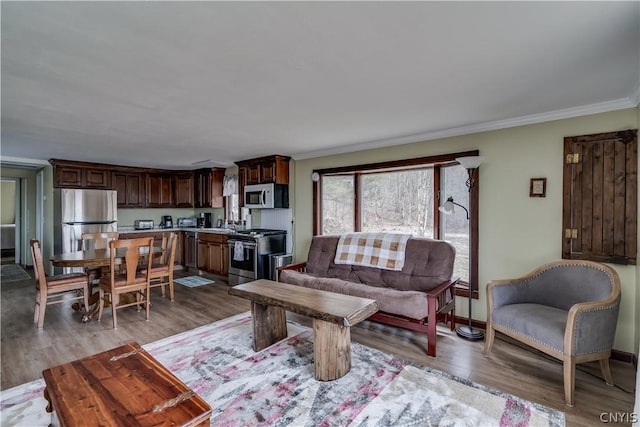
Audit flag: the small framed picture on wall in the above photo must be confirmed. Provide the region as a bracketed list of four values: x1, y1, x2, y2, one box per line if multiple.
[530, 178, 547, 197]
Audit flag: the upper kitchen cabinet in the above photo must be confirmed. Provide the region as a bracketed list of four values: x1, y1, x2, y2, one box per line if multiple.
[145, 173, 173, 208]
[194, 168, 224, 208]
[173, 172, 195, 208]
[50, 158, 220, 208]
[51, 159, 111, 189]
[236, 155, 290, 185]
[112, 172, 144, 208]
[235, 155, 290, 207]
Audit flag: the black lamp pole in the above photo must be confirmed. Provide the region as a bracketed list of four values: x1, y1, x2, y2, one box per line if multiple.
[455, 166, 484, 341]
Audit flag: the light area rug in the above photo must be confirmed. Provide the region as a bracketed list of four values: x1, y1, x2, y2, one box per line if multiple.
[0, 312, 565, 426]
[174, 275, 215, 287]
[0, 264, 30, 283]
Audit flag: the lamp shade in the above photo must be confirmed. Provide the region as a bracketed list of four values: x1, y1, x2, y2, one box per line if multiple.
[439, 198, 455, 215]
[456, 156, 485, 169]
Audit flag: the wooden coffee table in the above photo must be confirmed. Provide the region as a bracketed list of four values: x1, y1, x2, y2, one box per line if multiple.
[228, 279, 379, 381]
[42, 342, 211, 427]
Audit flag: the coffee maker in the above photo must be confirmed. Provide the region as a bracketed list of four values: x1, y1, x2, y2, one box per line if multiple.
[160, 215, 173, 229]
[198, 212, 212, 228]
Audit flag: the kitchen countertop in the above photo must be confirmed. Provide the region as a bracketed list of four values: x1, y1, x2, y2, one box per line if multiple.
[118, 227, 232, 234]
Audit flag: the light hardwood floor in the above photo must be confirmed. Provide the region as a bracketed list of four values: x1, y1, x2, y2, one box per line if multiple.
[1, 268, 636, 426]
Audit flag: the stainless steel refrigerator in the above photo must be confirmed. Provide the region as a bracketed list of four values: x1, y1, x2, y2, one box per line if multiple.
[53, 189, 117, 269]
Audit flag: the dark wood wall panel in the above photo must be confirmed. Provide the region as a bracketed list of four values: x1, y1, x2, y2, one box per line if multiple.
[563, 129, 637, 265]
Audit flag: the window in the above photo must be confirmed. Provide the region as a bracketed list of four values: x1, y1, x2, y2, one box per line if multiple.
[360, 169, 434, 236]
[441, 164, 471, 284]
[322, 175, 355, 234]
[314, 150, 480, 294]
[225, 194, 239, 222]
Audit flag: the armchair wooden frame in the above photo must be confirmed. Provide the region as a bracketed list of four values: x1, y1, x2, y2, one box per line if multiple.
[483, 260, 621, 406]
[98, 237, 154, 329]
[30, 239, 89, 329]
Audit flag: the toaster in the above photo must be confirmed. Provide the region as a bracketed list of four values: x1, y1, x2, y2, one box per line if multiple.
[177, 217, 197, 228]
[134, 219, 154, 230]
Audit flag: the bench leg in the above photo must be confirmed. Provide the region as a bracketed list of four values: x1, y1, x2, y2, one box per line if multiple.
[314, 319, 351, 381]
[251, 302, 287, 351]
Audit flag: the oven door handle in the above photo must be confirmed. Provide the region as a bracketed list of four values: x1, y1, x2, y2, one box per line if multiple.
[229, 240, 257, 248]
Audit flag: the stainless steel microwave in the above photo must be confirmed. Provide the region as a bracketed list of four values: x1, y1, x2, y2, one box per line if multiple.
[244, 183, 288, 209]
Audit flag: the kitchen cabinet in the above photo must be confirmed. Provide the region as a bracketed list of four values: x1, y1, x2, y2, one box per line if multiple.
[174, 231, 184, 265]
[235, 155, 290, 185]
[51, 160, 111, 189]
[194, 168, 224, 208]
[260, 156, 290, 183]
[184, 232, 197, 270]
[112, 172, 144, 208]
[197, 233, 228, 275]
[145, 174, 173, 208]
[85, 169, 110, 188]
[173, 173, 195, 208]
[245, 164, 261, 185]
[54, 164, 83, 187]
[235, 155, 290, 207]
[50, 159, 221, 208]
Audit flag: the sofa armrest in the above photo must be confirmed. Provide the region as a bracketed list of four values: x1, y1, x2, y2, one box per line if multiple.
[277, 262, 307, 273]
[426, 277, 459, 298]
[566, 293, 621, 356]
[426, 277, 458, 315]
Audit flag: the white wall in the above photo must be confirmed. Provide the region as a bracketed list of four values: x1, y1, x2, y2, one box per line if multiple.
[292, 107, 639, 353]
[0, 180, 16, 224]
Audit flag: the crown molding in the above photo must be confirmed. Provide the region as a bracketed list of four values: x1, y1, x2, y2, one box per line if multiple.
[0, 156, 50, 168]
[292, 95, 639, 161]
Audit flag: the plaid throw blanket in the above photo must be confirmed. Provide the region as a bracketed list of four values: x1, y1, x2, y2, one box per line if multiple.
[334, 232, 411, 271]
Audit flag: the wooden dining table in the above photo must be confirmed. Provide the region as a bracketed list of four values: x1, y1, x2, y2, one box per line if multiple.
[51, 247, 163, 322]
[50, 247, 162, 269]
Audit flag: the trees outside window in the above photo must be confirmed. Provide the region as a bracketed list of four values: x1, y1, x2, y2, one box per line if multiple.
[321, 175, 355, 234]
[314, 150, 479, 292]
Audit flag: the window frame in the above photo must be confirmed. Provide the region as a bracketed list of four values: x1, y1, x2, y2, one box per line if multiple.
[312, 149, 480, 297]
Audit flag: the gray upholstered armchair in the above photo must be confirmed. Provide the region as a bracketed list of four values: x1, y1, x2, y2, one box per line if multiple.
[483, 260, 621, 406]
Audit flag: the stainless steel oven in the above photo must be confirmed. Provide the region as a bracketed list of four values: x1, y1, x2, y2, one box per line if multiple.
[228, 229, 286, 285]
[228, 240, 257, 281]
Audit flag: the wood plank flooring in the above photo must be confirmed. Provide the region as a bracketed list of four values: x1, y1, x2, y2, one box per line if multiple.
[1, 268, 636, 426]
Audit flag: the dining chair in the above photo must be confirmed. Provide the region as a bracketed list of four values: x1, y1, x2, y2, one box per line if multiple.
[81, 232, 120, 284]
[149, 232, 177, 301]
[81, 232, 119, 250]
[97, 237, 154, 329]
[30, 239, 90, 329]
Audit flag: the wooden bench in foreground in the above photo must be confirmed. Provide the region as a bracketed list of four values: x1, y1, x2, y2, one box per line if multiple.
[228, 279, 379, 381]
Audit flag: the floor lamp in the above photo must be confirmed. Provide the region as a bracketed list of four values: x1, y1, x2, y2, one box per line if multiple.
[439, 155, 485, 341]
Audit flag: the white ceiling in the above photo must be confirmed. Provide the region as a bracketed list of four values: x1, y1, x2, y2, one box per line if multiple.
[2, 1, 639, 170]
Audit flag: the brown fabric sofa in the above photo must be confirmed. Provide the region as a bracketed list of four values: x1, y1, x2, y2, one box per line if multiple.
[278, 235, 457, 357]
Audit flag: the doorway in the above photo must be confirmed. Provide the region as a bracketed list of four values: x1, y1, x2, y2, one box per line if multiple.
[1, 162, 46, 268]
[0, 178, 18, 264]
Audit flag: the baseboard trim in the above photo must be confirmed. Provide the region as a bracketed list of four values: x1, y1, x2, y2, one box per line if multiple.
[453, 315, 635, 365]
[611, 349, 637, 366]
[454, 315, 486, 331]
